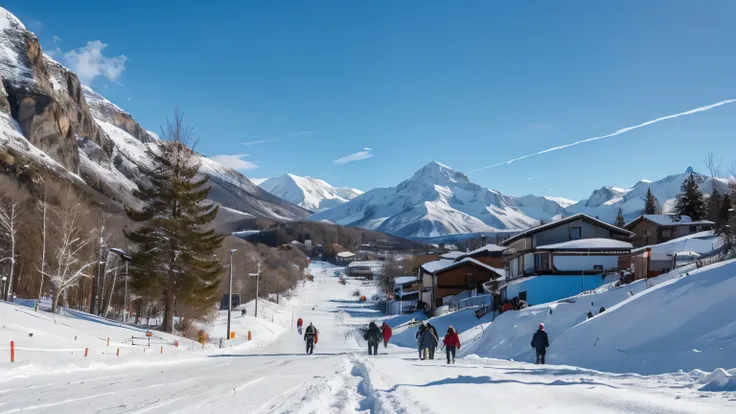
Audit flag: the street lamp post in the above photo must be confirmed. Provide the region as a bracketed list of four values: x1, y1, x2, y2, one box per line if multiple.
[109, 248, 132, 323]
[226, 249, 237, 341]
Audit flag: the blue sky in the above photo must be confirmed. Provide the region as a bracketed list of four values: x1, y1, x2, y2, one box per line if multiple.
[7, 0, 736, 200]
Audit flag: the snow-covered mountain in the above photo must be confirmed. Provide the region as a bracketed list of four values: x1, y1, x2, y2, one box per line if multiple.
[308, 161, 731, 239]
[0, 8, 308, 221]
[308, 162, 555, 238]
[567, 167, 731, 222]
[257, 174, 362, 212]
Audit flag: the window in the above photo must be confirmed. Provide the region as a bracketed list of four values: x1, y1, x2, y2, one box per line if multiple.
[642, 229, 650, 245]
[535, 253, 550, 272]
[662, 229, 672, 238]
[689, 225, 697, 233]
[519, 291, 527, 302]
[569, 226, 582, 240]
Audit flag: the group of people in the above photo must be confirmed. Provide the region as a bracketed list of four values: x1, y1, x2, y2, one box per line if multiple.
[415, 322, 461, 364]
[295, 315, 550, 366]
[363, 321, 393, 355]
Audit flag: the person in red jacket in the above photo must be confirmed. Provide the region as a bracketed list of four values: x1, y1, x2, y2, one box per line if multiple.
[442, 326, 461, 364]
[381, 322, 392, 348]
[297, 317, 303, 335]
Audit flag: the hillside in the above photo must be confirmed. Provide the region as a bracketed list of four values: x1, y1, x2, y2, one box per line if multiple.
[258, 173, 362, 212]
[0, 8, 308, 221]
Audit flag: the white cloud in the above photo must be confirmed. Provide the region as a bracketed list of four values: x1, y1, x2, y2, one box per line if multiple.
[209, 154, 259, 170]
[469, 98, 736, 173]
[333, 149, 374, 165]
[52, 35, 62, 44]
[364, 147, 372, 151]
[63, 40, 127, 85]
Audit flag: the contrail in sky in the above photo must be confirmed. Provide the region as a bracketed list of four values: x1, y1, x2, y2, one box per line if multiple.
[468, 98, 736, 173]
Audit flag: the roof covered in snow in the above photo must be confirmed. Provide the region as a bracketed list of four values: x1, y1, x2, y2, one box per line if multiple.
[631, 232, 722, 256]
[422, 258, 504, 278]
[625, 214, 715, 228]
[536, 238, 633, 251]
[457, 244, 507, 258]
[420, 259, 456, 273]
[501, 213, 634, 246]
[336, 251, 357, 258]
[393, 276, 419, 285]
[439, 251, 465, 260]
[347, 260, 384, 268]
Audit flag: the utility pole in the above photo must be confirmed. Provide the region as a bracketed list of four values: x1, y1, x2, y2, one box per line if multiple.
[249, 259, 264, 318]
[226, 249, 237, 340]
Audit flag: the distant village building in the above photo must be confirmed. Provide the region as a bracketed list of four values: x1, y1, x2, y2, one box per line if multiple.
[624, 215, 715, 247]
[336, 251, 358, 264]
[346, 260, 384, 278]
[618, 230, 720, 279]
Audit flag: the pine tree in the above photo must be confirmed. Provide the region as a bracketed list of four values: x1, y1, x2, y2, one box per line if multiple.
[615, 208, 625, 228]
[707, 188, 723, 231]
[674, 173, 707, 221]
[644, 188, 659, 215]
[124, 113, 224, 333]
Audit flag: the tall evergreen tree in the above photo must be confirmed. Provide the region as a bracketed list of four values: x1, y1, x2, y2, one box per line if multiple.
[674, 173, 707, 221]
[124, 113, 224, 333]
[707, 188, 723, 230]
[615, 208, 625, 228]
[717, 193, 731, 235]
[644, 188, 659, 215]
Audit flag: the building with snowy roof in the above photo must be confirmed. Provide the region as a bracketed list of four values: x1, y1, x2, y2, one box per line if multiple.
[419, 257, 504, 310]
[624, 214, 714, 247]
[494, 214, 635, 306]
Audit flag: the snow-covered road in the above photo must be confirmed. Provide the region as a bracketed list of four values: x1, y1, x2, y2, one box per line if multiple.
[1, 262, 734, 413]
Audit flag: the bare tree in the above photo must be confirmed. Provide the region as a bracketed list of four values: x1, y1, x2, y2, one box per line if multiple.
[703, 152, 723, 180]
[0, 195, 21, 301]
[42, 190, 96, 313]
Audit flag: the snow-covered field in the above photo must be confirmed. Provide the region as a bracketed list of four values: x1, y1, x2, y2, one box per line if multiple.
[1, 262, 735, 413]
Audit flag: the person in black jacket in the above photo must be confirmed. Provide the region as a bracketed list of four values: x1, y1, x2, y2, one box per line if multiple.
[531, 322, 550, 364]
[364, 321, 382, 355]
[304, 323, 318, 355]
[426, 323, 439, 360]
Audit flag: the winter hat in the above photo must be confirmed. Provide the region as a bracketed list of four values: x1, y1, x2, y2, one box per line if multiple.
[447, 326, 455, 334]
[539, 322, 545, 331]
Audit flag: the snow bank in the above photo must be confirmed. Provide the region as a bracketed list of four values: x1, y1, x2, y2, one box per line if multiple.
[0, 301, 201, 378]
[464, 260, 736, 375]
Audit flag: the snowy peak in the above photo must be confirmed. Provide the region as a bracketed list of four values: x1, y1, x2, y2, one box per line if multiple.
[0, 7, 24, 31]
[258, 173, 362, 212]
[406, 162, 470, 186]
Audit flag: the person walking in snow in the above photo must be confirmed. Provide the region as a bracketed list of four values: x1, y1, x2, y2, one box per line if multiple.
[415, 322, 428, 360]
[241, 308, 247, 317]
[420, 323, 439, 360]
[531, 323, 549, 364]
[381, 322, 392, 348]
[364, 321, 382, 355]
[443, 326, 461, 364]
[304, 322, 318, 354]
[297, 317, 304, 335]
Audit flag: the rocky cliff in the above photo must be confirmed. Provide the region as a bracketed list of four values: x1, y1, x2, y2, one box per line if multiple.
[0, 7, 308, 220]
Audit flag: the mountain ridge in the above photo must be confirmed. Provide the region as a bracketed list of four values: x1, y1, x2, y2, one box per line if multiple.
[257, 173, 362, 212]
[308, 161, 730, 239]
